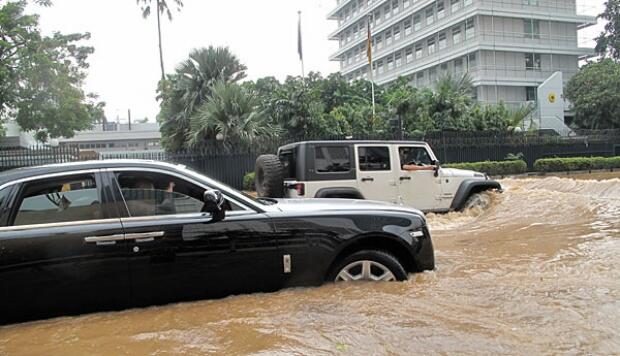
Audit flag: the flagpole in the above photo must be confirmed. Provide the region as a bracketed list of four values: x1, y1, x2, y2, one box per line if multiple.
[298, 11, 305, 79]
[367, 15, 376, 117]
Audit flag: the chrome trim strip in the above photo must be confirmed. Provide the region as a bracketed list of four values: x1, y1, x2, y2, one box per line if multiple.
[0, 219, 121, 233]
[125, 231, 165, 240]
[0, 169, 100, 191]
[84, 234, 126, 243]
[119, 210, 255, 224]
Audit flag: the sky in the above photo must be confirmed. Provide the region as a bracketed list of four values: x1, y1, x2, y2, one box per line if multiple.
[30, 0, 606, 124]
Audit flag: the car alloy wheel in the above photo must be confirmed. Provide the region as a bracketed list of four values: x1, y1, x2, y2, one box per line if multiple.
[335, 260, 397, 282]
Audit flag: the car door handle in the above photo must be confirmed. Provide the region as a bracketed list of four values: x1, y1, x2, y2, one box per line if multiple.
[400, 176, 412, 181]
[125, 231, 165, 243]
[84, 234, 125, 246]
[361, 178, 374, 182]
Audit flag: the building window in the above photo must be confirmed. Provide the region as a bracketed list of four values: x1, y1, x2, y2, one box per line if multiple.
[426, 7, 434, 26]
[437, 1, 445, 19]
[404, 0, 411, 9]
[523, 0, 539, 5]
[453, 27, 462, 44]
[451, 0, 461, 13]
[465, 18, 475, 40]
[387, 56, 394, 70]
[439, 32, 447, 49]
[385, 29, 393, 45]
[395, 52, 403, 67]
[375, 10, 382, 25]
[526, 87, 538, 101]
[416, 71, 425, 85]
[429, 67, 437, 82]
[428, 38, 436, 55]
[440, 62, 449, 73]
[392, 0, 399, 15]
[454, 58, 464, 74]
[378, 60, 385, 74]
[376, 35, 383, 50]
[414, 14, 421, 31]
[464, 0, 472, 6]
[525, 53, 541, 70]
[404, 19, 412, 35]
[406, 47, 414, 63]
[394, 26, 401, 41]
[384, 4, 391, 20]
[415, 44, 423, 59]
[467, 53, 477, 70]
[524, 19, 540, 39]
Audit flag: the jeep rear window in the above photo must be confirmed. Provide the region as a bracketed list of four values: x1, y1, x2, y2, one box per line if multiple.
[279, 149, 297, 179]
[315, 146, 351, 173]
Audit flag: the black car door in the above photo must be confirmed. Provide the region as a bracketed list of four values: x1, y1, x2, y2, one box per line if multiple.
[0, 170, 130, 324]
[106, 169, 279, 307]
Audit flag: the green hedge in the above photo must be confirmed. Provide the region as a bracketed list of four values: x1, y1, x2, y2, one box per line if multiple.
[443, 160, 528, 176]
[243, 172, 256, 191]
[533, 156, 620, 172]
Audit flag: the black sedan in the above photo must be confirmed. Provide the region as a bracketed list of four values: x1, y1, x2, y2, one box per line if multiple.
[0, 160, 434, 324]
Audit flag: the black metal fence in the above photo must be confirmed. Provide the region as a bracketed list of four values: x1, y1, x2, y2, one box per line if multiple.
[1, 130, 619, 190]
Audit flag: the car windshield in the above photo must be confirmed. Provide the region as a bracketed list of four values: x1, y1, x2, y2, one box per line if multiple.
[176, 164, 270, 206]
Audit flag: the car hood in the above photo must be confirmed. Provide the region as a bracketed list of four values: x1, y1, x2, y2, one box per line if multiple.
[440, 167, 487, 179]
[271, 198, 425, 218]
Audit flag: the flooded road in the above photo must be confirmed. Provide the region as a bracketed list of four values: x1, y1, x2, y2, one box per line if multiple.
[1, 174, 619, 355]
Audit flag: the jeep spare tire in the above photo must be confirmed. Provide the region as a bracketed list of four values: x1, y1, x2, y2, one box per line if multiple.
[255, 154, 284, 198]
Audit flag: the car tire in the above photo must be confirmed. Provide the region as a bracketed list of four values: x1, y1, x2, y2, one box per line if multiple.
[328, 250, 408, 282]
[462, 191, 490, 211]
[255, 154, 284, 198]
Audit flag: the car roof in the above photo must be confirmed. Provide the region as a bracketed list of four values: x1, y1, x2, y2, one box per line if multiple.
[279, 140, 428, 151]
[0, 160, 184, 187]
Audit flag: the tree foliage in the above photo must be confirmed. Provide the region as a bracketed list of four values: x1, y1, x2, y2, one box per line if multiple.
[157, 46, 247, 151]
[188, 81, 277, 151]
[565, 59, 620, 129]
[595, 0, 620, 60]
[0, 0, 103, 141]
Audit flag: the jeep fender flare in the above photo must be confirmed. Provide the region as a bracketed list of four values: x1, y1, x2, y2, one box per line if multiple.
[450, 179, 502, 211]
[314, 187, 365, 199]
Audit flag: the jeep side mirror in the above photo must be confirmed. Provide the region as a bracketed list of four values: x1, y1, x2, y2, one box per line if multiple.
[202, 190, 225, 222]
[432, 160, 440, 177]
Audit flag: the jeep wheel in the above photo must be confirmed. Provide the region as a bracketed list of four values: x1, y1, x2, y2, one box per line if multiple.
[255, 154, 284, 198]
[328, 250, 408, 282]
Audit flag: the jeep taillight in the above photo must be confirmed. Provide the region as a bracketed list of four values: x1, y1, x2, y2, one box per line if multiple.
[294, 183, 305, 196]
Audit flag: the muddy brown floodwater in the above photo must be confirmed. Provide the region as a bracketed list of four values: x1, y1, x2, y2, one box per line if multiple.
[1, 173, 619, 355]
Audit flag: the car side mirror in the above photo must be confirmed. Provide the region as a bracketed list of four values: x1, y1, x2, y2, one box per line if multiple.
[432, 160, 440, 177]
[202, 190, 225, 222]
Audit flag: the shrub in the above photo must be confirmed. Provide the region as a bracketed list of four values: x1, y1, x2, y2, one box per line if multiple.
[534, 156, 620, 172]
[443, 160, 528, 176]
[243, 171, 256, 191]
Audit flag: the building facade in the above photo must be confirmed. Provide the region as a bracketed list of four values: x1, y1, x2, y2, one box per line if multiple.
[58, 122, 163, 154]
[328, 0, 596, 109]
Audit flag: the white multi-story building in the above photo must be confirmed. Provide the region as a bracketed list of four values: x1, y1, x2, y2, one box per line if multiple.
[328, 0, 596, 109]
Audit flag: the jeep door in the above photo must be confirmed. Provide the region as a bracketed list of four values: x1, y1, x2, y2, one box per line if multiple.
[107, 168, 280, 307]
[0, 171, 130, 324]
[397, 145, 442, 211]
[355, 145, 399, 203]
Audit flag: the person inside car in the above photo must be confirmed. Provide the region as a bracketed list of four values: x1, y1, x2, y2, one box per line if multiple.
[123, 178, 177, 216]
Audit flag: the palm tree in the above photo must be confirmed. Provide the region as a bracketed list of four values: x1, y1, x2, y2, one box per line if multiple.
[157, 46, 247, 151]
[136, 0, 184, 80]
[188, 81, 277, 151]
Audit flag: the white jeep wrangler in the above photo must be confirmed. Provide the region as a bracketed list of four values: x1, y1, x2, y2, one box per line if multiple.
[255, 140, 501, 213]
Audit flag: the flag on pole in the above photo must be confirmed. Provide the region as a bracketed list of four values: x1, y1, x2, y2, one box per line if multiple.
[366, 15, 373, 65]
[298, 12, 303, 61]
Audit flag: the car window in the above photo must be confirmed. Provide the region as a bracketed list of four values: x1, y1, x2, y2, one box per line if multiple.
[0, 187, 13, 226]
[13, 175, 102, 226]
[358, 146, 391, 171]
[315, 146, 351, 173]
[399, 147, 432, 168]
[116, 171, 245, 218]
